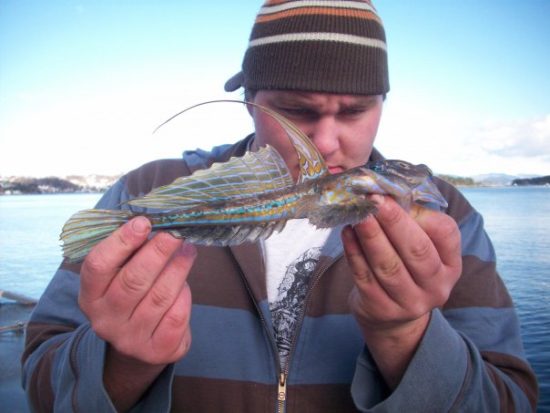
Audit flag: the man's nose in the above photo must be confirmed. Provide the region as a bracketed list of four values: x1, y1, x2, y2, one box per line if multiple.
[309, 117, 339, 156]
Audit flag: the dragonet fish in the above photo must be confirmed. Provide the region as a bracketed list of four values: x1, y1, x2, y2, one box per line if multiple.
[60, 100, 448, 262]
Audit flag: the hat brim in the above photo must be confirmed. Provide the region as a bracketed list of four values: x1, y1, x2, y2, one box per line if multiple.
[224, 72, 244, 92]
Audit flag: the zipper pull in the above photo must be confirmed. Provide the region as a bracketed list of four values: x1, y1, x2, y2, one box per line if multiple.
[278, 372, 287, 403]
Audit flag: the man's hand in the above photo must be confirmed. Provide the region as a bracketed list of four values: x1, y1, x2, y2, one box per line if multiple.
[342, 195, 461, 388]
[79, 216, 196, 411]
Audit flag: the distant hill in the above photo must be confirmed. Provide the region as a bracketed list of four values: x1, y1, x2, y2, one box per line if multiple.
[395, 172, 549, 187]
[511, 176, 550, 186]
[436, 175, 476, 186]
[0, 175, 120, 195]
[471, 173, 520, 186]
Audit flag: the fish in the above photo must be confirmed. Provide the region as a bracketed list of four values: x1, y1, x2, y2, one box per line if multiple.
[60, 100, 448, 262]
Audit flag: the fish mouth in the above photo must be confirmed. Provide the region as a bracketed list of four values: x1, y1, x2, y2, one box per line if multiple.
[413, 178, 449, 209]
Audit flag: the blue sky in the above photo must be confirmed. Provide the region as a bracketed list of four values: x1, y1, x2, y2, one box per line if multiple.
[1, 1, 549, 177]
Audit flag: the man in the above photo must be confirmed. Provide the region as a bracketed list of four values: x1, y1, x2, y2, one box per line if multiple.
[23, 1, 538, 411]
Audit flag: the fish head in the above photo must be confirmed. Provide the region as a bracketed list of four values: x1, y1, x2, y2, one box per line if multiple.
[347, 160, 448, 210]
[368, 159, 433, 185]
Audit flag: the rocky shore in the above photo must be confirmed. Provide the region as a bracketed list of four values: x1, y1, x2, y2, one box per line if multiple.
[0, 175, 120, 195]
[511, 176, 550, 186]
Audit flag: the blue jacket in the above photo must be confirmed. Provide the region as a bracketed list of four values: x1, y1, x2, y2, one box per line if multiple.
[23, 136, 538, 412]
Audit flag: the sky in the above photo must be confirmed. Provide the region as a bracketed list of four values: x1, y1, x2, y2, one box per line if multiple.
[1, 0, 549, 178]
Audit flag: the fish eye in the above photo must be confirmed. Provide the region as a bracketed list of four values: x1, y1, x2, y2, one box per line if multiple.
[396, 161, 412, 169]
[369, 161, 386, 173]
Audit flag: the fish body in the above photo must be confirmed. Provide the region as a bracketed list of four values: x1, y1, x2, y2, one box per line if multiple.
[60, 101, 447, 262]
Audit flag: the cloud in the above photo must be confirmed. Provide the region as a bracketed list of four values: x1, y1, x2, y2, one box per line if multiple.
[374, 95, 550, 176]
[473, 114, 550, 160]
[0, 80, 253, 177]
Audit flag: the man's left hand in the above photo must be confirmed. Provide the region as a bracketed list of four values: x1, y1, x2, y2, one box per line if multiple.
[341, 194, 462, 388]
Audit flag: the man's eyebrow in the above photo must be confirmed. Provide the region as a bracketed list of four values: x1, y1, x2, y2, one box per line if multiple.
[272, 93, 317, 106]
[337, 100, 377, 112]
[345, 96, 380, 106]
[269, 93, 380, 109]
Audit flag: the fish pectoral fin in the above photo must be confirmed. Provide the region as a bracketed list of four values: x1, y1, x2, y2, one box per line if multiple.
[167, 221, 287, 246]
[305, 197, 378, 228]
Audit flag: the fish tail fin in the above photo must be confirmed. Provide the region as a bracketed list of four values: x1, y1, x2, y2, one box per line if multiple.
[60, 209, 134, 262]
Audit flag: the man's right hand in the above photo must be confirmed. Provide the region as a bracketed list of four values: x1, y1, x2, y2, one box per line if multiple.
[78, 216, 196, 411]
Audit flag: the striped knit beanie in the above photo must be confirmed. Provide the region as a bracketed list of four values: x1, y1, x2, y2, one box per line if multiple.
[224, 0, 389, 95]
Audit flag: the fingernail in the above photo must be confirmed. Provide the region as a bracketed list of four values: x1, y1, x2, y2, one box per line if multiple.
[177, 241, 197, 258]
[131, 216, 151, 234]
[368, 194, 385, 205]
[342, 225, 354, 239]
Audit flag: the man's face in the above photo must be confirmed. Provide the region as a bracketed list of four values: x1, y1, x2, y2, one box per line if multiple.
[248, 90, 384, 180]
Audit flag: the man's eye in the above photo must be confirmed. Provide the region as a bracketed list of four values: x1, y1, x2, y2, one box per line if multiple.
[280, 107, 317, 118]
[340, 108, 365, 117]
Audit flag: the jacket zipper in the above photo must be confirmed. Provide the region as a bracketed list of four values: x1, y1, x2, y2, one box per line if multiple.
[236, 268, 287, 412]
[278, 371, 287, 413]
[276, 257, 338, 413]
[237, 253, 341, 413]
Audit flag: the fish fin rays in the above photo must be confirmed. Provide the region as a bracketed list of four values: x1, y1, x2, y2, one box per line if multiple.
[154, 99, 329, 185]
[127, 145, 294, 210]
[60, 209, 133, 262]
[249, 103, 329, 182]
[167, 220, 287, 246]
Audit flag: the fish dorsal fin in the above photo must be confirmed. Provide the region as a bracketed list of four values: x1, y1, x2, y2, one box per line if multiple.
[154, 99, 329, 183]
[128, 145, 294, 210]
[252, 105, 328, 183]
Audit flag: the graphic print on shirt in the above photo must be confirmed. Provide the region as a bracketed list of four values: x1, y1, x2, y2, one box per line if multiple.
[269, 247, 322, 367]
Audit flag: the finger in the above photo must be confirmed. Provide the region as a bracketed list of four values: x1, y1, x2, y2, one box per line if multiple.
[342, 225, 405, 325]
[341, 225, 374, 283]
[368, 196, 445, 284]
[131, 242, 197, 334]
[105, 232, 183, 316]
[410, 207, 462, 302]
[80, 216, 152, 303]
[412, 207, 462, 273]
[372, 197, 461, 307]
[342, 222, 402, 303]
[351, 200, 425, 308]
[150, 284, 193, 363]
[352, 204, 409, 287]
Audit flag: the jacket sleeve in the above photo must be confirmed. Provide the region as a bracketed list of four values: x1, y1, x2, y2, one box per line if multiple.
[21, 140, 252, 412]
[21, 178, 176, 412]
[350, 182, 538, 412]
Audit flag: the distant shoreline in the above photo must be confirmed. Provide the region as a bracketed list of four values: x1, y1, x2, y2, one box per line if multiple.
[0, 190, 107, 196]
[1, 173, 548, 196]
[437, 174, 550, 188]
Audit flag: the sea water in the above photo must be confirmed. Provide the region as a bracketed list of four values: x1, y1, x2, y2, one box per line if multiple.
[0, 187, 549, 411]
[0, 193, 102, 296]
[461, 186, 550, 412]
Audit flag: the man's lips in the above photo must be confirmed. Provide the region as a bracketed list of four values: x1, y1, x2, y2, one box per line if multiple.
[328, 166, 344, 174]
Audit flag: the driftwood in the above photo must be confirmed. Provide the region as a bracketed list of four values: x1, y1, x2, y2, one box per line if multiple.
[0, 290, 37, 306]
[0, 321, 26, 333]
[0, 289, 37, 334]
